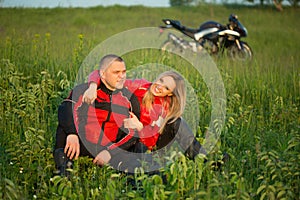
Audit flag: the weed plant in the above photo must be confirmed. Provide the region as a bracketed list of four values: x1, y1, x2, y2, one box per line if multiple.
[0, 5, 299, 200]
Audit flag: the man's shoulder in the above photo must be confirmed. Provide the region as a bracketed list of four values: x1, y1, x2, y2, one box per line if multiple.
[120, 87, 133, 96]
[73, 83, 89, 92]
[69, 83, 89, 101]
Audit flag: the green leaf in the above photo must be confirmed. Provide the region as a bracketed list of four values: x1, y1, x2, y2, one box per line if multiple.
[127, 191, 136, 198]
[152, 174, 163, 185]
[277, 190, 286, 198]
[257, 176, 264, 180]
[257, 185, 266, 194]
[268, 191, 275, 200]
[227, 194, 236, 199]
[268, 185, 276, 193]
[51, 176, 63, 186]
[110, 173, 120, 178]
[260, 192, 266, 200]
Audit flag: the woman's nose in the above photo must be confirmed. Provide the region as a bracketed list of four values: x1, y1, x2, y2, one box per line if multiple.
[156, 84, 162, 90]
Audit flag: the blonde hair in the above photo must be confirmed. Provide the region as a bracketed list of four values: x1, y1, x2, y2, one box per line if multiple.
[142, 71, 186, 133]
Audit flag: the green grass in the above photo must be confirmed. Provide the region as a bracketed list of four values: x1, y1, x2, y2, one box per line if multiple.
[0, 5, 299, 199]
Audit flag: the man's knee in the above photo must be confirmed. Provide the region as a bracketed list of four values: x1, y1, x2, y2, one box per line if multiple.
[53, 148, 73, 177]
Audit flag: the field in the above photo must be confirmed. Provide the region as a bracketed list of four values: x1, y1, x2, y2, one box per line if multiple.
[0, 4, 299, 199]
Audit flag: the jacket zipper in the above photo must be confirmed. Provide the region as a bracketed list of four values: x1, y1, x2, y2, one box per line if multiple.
[97, 94, 112, 146]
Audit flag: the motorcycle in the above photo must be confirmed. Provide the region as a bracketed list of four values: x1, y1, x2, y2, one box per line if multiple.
[159, 14, 253, 61]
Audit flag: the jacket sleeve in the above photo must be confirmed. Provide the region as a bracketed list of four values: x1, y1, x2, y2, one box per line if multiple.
[57, 83, 89, 135]
[124, 79, 150, 93]
[107, 131, 138, 152]
[57, 91, 77, 135]
[88, 70, 100, 85]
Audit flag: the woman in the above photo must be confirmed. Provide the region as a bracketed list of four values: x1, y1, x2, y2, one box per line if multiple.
[83, 70, 204, 158]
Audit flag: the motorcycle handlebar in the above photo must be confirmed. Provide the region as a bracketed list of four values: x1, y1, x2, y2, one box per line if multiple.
[159, 25, 173, 29]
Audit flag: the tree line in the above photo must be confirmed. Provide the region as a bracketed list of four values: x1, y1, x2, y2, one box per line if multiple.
[170, 0, 299, 11]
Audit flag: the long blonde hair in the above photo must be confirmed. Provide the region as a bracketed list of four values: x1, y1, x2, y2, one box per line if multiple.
[142, 71, 186, 133]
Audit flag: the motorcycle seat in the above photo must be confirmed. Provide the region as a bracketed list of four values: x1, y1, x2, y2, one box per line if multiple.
[199, 21, 224, 31]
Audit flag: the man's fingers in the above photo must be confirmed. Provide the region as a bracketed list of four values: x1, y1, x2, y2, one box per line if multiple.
[83, 95, 91, 104]
[69, 149, 75, 160]
[129, 112, 136, 118]
[66, 147, 72, 158]
[86, 98, 96, 105]
[64, 145, 70, 155]
[84, 98, 91, 104]
[64, 144, 78, 160]
[75, 145, 80, 159]
[93, 158, 102, 166]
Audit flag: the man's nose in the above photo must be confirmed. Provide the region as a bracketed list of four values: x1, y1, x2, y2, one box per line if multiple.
[119, 72, 126, 78]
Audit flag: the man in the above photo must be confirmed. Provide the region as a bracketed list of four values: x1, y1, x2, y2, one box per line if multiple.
[53, 54, 141, 176]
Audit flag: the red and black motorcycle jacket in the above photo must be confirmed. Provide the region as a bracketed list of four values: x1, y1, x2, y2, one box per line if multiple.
[88, 70, 170, 150]
[58, 81, 141, 157]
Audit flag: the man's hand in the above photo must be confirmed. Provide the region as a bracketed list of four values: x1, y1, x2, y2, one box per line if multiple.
[64, 134, 80, 160]
[82, 82, 98, 105]
[93, 150, 111, 166]
[123, 112, 143, 131]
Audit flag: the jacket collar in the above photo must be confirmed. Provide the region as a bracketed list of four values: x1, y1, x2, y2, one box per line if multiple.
[98, 79, 121, 95]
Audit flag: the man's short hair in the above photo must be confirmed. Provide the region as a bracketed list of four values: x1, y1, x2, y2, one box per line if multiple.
[99, 54, 124, 71]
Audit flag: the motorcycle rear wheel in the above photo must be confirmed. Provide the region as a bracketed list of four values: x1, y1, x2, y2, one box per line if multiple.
[199, 39, 217, 55]
[227, 42, 253, 61]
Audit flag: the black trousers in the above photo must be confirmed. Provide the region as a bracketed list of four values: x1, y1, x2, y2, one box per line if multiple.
[156, 117, 205, 159]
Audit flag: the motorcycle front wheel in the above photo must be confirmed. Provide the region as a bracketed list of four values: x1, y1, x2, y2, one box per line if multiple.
[227, 42, 253, 61]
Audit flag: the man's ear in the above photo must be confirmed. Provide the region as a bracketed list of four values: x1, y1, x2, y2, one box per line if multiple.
[99, 70, 104, 78]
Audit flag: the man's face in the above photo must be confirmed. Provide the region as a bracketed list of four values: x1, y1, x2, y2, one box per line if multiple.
[100, 61, 126, 91]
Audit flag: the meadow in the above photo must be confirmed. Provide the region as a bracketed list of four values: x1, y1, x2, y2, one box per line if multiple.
[0, 4, 299, 199]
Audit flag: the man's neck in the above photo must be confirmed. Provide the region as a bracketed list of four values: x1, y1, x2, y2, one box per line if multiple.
[99, 79, 115, 94]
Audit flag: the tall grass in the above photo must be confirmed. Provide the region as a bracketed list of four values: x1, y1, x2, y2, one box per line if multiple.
[0, 5, 299, 199]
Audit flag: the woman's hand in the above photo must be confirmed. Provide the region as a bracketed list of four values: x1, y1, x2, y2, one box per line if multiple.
[93, 150, 111, 166]
[123, 112, 143, 131]
[64, 134, 80, 160]
[82, 82, 97, 104]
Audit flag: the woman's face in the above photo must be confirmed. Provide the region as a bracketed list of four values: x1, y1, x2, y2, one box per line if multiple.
[150, 76, 176, 97]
